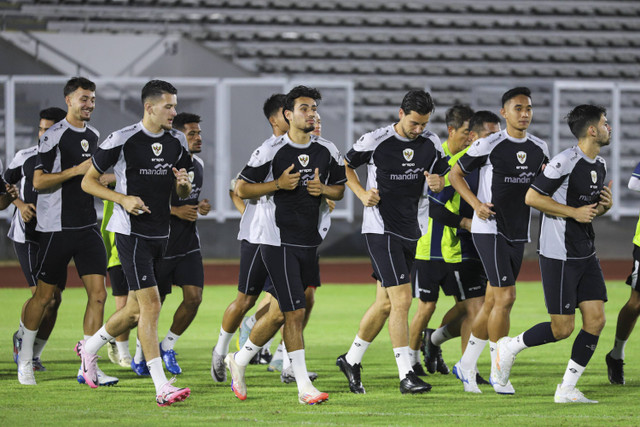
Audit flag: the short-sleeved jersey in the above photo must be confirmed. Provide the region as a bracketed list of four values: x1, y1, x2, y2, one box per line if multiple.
[35, 119, 100, 232]
[629, 162, 640, 247]
[92, 121, 193, 239]
[164, 154, 204, 257]
[531, 145, 606, 260]
[5, 146, 39, 243]
[417, 140, 479, 262]
[239, 133, 346, 247]
[346, 125, 450, 241]
[458, 129, 549, 242]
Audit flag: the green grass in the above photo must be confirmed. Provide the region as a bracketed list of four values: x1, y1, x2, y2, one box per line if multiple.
[1, 281, 639, 426]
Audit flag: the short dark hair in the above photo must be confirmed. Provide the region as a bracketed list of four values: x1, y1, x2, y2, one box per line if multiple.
[141, 80, 177, 105]
[469, 110, 501, 134]
[283, 86, 322, 124]
[39, 107, 67, 123]
[173, 112, 201, 131]
[445, 104, 474, 130]
[400, 90, 435, 116]
[501, 87, 531, 107]
[263, 93, 286, 120]
[63, 77, 96, 97]
[566, 104, 607, 139]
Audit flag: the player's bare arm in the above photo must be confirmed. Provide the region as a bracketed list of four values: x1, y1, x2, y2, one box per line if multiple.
[236, 163, 300, 199]
[525, 187, 597, 224]
[596, 181, 613, 216]
[12, 197, 36, 223]
[82, 164, 150, 216]
[198, 198, 211, 216]
[171, 204, 198, 222]
[33, 158, 92, 190]
[307, 168, 345, 200]
[173, 167, 192, 199]
[345, 162, 379, 207]
[449, 163, 495, 220]
[424, 171, 445, 193]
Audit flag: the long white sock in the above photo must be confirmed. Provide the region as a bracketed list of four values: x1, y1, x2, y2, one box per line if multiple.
[409, 348, 420, 365]
[289, 349, 313, 393]
[18, 327, 37, 364]
[282, 343, 291, 370]
[489, 341, 497, 367]
[235, 337, 261, 366]
[147, 357, 169, 394]
[33, 338, 47, 359]
[134, 338, 145, 363]
[161, 330, 180, 352]
[610, 337, 627, 360]
[506, 332, 528, 355]
[272, 342, 284, 362]
[459, 333, 487, 371]
[116, 340, 131, 358]
[431, 325, 454, 346]
[17, 321, 25, 339]
[214, 327, 234, 356]
[561, 359, 585, 389]
[245, 315, 257, 330]
[345, 335, 370, 365]
[394, 346, 413, 379]
[84, 327, 113, 355]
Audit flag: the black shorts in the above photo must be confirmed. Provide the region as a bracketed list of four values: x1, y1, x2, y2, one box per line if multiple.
[411, 260, 456, 302]
[260, 244, 319, 312]
[115, 233, 167, 291]
[108, 265, 129, 297]
[238, 240, 269, 296]
[14, 240, 67, 289]
[365, 233, 416, 287]
[37, 226, 106, 286]
[472, 233, 524, 288]
[448, 259, 487, 301]
[156, 250, 204, 297]
[540, 254, 608, 315]
[625, 245, 640, 290]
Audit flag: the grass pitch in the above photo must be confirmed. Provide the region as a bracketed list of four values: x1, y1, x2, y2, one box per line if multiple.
[1, 281, 639, 426]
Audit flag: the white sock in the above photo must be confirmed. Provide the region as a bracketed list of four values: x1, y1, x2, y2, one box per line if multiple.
[282, 343, 291, 370]
[116, 340, 131, 358]
[33, 337, 47, 359]
[245, 315, 257, 329]
[610, 337, 627, 360]
[393, 346, 413, 379]
[459, 333, 487, 371]
[18, 327, 37, 364]
[272, 342, 284, 362]
[214, 327, 234, 356]
[289, 349, 313, 393]
[134, 338, 145, 363]
[561, 359, 585, 389]
[17, 321, 25, 339]
[84, 326, 113, 355]
[147, 357, 169, 394]
[507, 333, 528, 355]
[489, 341, 497, 367]
[409, 348, 420, 365]
[161, 330, 180, 352]
[345, 335, 370, 365]
[431, 325, 454, 346]
[235, 337, 261, 366]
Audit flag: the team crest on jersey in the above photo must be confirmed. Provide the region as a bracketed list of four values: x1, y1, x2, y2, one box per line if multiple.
[80, 139, 89, 152]
[516, 151, 527, 164]
[152, 143, 163, 157]
[188, 171, 195, 183]
[591, 170, 597, 184]
[403, 149, 414, 161]
[298, 154, 309, 167]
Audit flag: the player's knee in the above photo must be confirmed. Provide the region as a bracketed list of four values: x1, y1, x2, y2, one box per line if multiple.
[551, 322, 574, 340]
[88, 287, 107, 306]
[237, 295, 257, 312]
[184, 294, 202, 311]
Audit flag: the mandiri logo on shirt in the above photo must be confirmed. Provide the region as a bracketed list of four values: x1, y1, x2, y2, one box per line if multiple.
[298, 154, 309, 167]
[152, 143, 163, 157]
[403, 149, 414, 162]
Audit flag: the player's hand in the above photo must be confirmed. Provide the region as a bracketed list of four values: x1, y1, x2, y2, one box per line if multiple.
[172, 204, 198, 222]
[121, 195, 151, 216]
[19, 202, 37, 223]
[276, 164, 300, 190]
[359, 188, 380, 207]
[425, 171, 444, 193]
[474, 202, 496, 221]
[75, 159, 93, 176]
[198, 198, 211, 216]
[307, 168, 324, 197]
[460, 217, 472, 232]
[99, 173, 116, 187]
[6, 184, 18, 200]
[172, 167, 190, 187]
[573, 203, 598, 223]
[599, 180, 613, 211]
[325, 198, 336, 213]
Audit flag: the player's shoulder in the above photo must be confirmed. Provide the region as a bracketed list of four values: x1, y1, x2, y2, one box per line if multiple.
[86, 124, 100, 139]
[248, 134, 285, 165]
[419, 129, 443, 153]
[357, 124, 395, 147]
[192, 154, 204, 168]
[527, 132, 549, 154]
[547, 146, 583, 175]
[39, 120, 69, 150]
[8, 145, 39, 169]
[101, 122, 142, 149]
